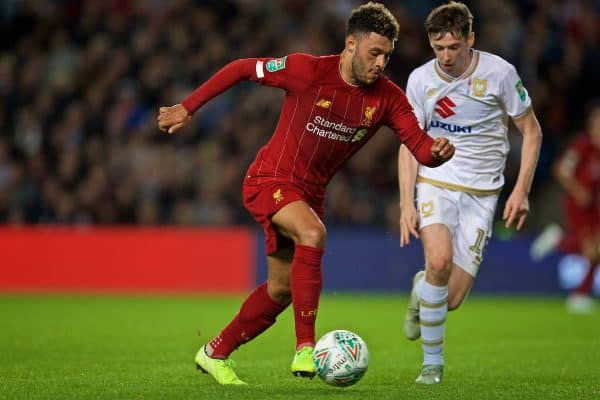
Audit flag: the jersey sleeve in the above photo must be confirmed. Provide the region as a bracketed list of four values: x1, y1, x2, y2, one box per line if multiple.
[383, 83, 443, 167]
[405, 71, 426, 129]
[181, 53, 315, 114]
[499, 64, 532, 118]
[252, 53, 315, 92]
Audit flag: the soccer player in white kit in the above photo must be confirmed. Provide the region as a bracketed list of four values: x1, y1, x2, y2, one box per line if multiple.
[397, 1, 543, 384]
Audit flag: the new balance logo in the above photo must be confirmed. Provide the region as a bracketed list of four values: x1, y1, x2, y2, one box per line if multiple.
[435, 96, 456, 118]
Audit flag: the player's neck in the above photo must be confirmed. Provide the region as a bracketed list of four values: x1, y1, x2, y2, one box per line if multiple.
[339, 51, 360, 87]
[461, 49, 474, 76]
[452, 49, 473, 79]
[439, 49, 474, 79]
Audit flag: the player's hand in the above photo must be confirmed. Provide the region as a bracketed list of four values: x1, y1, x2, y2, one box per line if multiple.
[399, 202, 419, 247]
[431, 137, 455, 162]
[503, 190, 529, 231]
[157, 104, 191, 134]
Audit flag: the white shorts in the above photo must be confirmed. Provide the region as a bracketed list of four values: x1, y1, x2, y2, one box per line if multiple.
[416, 182, 498, 277]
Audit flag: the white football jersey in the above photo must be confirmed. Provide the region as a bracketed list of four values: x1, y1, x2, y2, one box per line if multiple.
[406, 50, 531, 193]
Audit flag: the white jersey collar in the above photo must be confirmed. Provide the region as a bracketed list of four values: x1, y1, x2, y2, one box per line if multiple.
[434, 50, 480, 83]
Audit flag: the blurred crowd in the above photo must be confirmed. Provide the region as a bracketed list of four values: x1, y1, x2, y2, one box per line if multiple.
[0, 0, 599, 231]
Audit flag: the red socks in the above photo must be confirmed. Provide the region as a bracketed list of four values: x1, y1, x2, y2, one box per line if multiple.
[208, 244, 324, 357]
[290, 244, 324, 349]
[208, 283, 287, 358]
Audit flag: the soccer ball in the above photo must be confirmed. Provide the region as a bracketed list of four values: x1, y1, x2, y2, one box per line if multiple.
[312, 330, 369, 387]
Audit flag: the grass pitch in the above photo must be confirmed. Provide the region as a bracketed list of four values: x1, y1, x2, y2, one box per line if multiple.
[1, 294, 599, 399]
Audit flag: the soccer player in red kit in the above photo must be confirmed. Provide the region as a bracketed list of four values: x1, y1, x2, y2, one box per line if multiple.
[158, 2, 455, 385]
[554, 100, 600, 313]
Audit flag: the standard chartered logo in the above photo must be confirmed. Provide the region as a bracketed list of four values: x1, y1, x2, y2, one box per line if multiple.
[305, 116, 367, 142]
[351, 129, 367, 142]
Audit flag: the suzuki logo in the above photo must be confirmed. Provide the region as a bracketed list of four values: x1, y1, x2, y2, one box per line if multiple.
[435, 96, 456, 118]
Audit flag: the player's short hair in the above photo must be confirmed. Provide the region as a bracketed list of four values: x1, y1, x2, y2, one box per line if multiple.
[425, 1, 473, 40]
[346, 2, 399, 41]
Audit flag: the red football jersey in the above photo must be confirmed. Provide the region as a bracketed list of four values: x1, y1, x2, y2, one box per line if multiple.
[558, 134, 600, 210]
[182, 53, 439, 196]
[556, 133, 600, 251]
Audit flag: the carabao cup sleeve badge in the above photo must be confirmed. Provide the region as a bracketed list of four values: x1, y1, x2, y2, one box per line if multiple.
[266, 57, 287, 72]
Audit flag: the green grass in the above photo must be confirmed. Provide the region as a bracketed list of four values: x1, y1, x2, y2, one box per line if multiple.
[1, 294, 599, 399]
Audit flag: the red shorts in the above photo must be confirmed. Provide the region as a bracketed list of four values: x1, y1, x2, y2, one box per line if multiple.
[242, 178, 324, 255]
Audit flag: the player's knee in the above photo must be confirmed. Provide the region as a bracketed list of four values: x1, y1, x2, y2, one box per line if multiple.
[428, 254, 452, 271]
[296, 224, 327, 248]
[426, 255, 452, 277]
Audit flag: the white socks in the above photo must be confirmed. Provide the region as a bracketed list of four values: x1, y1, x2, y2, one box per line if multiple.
[418, 279, 448, 366]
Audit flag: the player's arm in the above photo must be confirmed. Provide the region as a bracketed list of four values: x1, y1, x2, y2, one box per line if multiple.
[158, 54, 314, 134]
[392, 112, 453, 242]
[504, 108, 543, 230]
[386, 88, 454, 167]
[398, 144, 419, 246]
[397, 72, 427, 246]
[399, 122, 454, 168]
[158, 58, 258, 133]
[396, 134, 452, 246]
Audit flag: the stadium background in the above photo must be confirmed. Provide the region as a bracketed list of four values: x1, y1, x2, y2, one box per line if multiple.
[0, 0, 599, 294]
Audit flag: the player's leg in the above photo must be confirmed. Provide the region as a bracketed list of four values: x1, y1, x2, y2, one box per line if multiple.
[266, 248, 294, 306]
[567, 233, 599, 313]
[206, 249, 293, 359]
[405, 182, 446, 341]
[407, 182, 460, 384]
[405, 263, 473, 340]
[195, 248, 292, 385]
[271, 200, 326, 377]
[415, 223, 452, 384]
[417, 193, 494, 379]
[447, 264, 474, 310]
[194, 180, 303, 385]
[449, 191, 497, 311]
[417, 193, 492, 376]
[414, 191, 496, 384]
